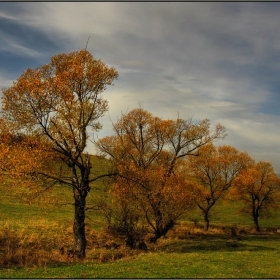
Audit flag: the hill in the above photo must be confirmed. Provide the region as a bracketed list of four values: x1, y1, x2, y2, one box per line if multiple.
[1, 154, 280, 277]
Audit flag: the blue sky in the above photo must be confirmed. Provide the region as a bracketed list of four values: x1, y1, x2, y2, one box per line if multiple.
[1, 2, 280, 172]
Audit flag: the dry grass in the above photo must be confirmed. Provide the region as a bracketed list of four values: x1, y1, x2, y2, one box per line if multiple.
[166, 223, 278, 241]
[0, 224, 72, 268]
[1, 208, 279, 269]
[85, 227, 147, 263]
[0, 223, 144, 269]
[1, 218, 280, 274]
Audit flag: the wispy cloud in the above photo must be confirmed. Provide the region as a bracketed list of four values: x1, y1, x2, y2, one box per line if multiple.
[0, 11, 19, 21]
[0, 37, 43, 58]
[0, 2, 280, 171]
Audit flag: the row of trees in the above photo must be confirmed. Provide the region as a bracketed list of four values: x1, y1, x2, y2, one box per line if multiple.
[1, 50, 279, 257]
[95, 108, 280, 247]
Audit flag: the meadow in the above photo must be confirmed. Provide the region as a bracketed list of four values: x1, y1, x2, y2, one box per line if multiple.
[1, 156, 280, 278]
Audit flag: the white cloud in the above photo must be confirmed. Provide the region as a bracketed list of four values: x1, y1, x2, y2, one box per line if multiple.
[0, 75, 14, 89]
[0, 30, 45, 59]
[219, 115, 280, 172]
[0, 11, 18, 21]
[1, 2, 280, 172]
[8, 42, 42, 58]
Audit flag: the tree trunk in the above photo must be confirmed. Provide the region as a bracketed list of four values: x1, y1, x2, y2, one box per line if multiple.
[71, 159, 91, 258]
[253, 215, 260, 232]
[73, 188, 87, 258]
[252, 204, 260, 232]
[149, 219, 174, 243]
[204, 212, 210, 231]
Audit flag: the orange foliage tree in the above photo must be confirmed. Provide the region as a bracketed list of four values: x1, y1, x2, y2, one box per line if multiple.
[187, 143, 253, 231]
[229, 161, 280, 231]
[1, 50, 118, 258]
[96, 108, 226, 244]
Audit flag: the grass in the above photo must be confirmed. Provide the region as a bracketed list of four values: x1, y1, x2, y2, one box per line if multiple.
[184, 198, 280, 230]
[1, 155, 280, 278]
[2, 235, 280, 278]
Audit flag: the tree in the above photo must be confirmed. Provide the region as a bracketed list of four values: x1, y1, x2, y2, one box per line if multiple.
[1, 50, 118, 258]
[187, 143, 253, 231]
[96, 108, 226, 243]
[99, 181, 148, 249]
[229, 161, 280, 232]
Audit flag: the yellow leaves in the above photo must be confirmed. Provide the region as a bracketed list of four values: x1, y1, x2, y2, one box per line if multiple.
[227, 160, 280, 224]
[50, 50, 118, 94]
[186, 143, 254, 214]
[96, 108, 228, 234]
[0, 128, 57, 199]
[0, 50, 119, 211]
[2, 49, 118, 159]
[234, 161, 280, 196]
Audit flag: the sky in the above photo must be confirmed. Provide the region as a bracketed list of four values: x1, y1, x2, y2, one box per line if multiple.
[1, 2, 280, 172]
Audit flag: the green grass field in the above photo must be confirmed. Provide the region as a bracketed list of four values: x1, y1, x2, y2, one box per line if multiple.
[1, 155, 280, 278]
[2, 236, 280, 278]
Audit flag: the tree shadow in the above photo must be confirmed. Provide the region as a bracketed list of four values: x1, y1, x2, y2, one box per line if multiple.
[158, 235, 279, 254]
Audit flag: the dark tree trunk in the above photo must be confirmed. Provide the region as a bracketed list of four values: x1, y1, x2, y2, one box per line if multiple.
[252, 203, 260, 232]
[71, 159, 91, 258]
[204, 212, 210, 231]
[149, 219, 174, 243]
[253, 214, 260, 232]
[73, 188, 87, 258]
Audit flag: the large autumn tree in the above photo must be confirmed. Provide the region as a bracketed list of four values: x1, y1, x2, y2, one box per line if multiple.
[96, 108, 226, 243]
[1, 50, 118, 258]
[187, 143, 253, 231]
[229, 161, 280, 231]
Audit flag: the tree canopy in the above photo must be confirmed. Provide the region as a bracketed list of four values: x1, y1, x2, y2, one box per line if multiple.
[229, 161, 280, 231]
[187, 143, 253, 230]
[96, 108, 226, 243]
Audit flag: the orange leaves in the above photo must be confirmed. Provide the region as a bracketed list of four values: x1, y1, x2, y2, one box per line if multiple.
[2, 50, 118, 158]
[96, 108, 227, 237]
[188, 143, 252, 189]
[164, 118, 226, 159]
[233, 161, 280, 198]
[186, 143, 253, 229]
[50, 51, 118, 94]
[0, 125, 58, 203]
[229, 161, 280, 230]
[1, 49, 118, 255]
[0, 49, 119, 220]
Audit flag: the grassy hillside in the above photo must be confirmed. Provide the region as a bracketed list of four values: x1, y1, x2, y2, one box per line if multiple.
[1, 154, 280, 278]
[0, 155, 109, 231]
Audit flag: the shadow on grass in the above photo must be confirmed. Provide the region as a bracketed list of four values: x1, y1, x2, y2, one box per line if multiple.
[159, 235, 279, 254]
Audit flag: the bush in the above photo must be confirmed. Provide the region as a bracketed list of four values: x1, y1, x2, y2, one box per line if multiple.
[99, 200, 148, 249]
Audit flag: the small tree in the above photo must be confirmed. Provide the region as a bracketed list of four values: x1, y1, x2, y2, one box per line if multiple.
[96, 108, 226, 242]
[229, 161, 280, 232]
[1, 50, 118, 258]
[187, 143, 253, 231]
[102, 186, 148, 249]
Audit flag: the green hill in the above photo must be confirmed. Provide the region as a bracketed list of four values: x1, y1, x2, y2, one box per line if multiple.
[1, 154, 280, 277]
